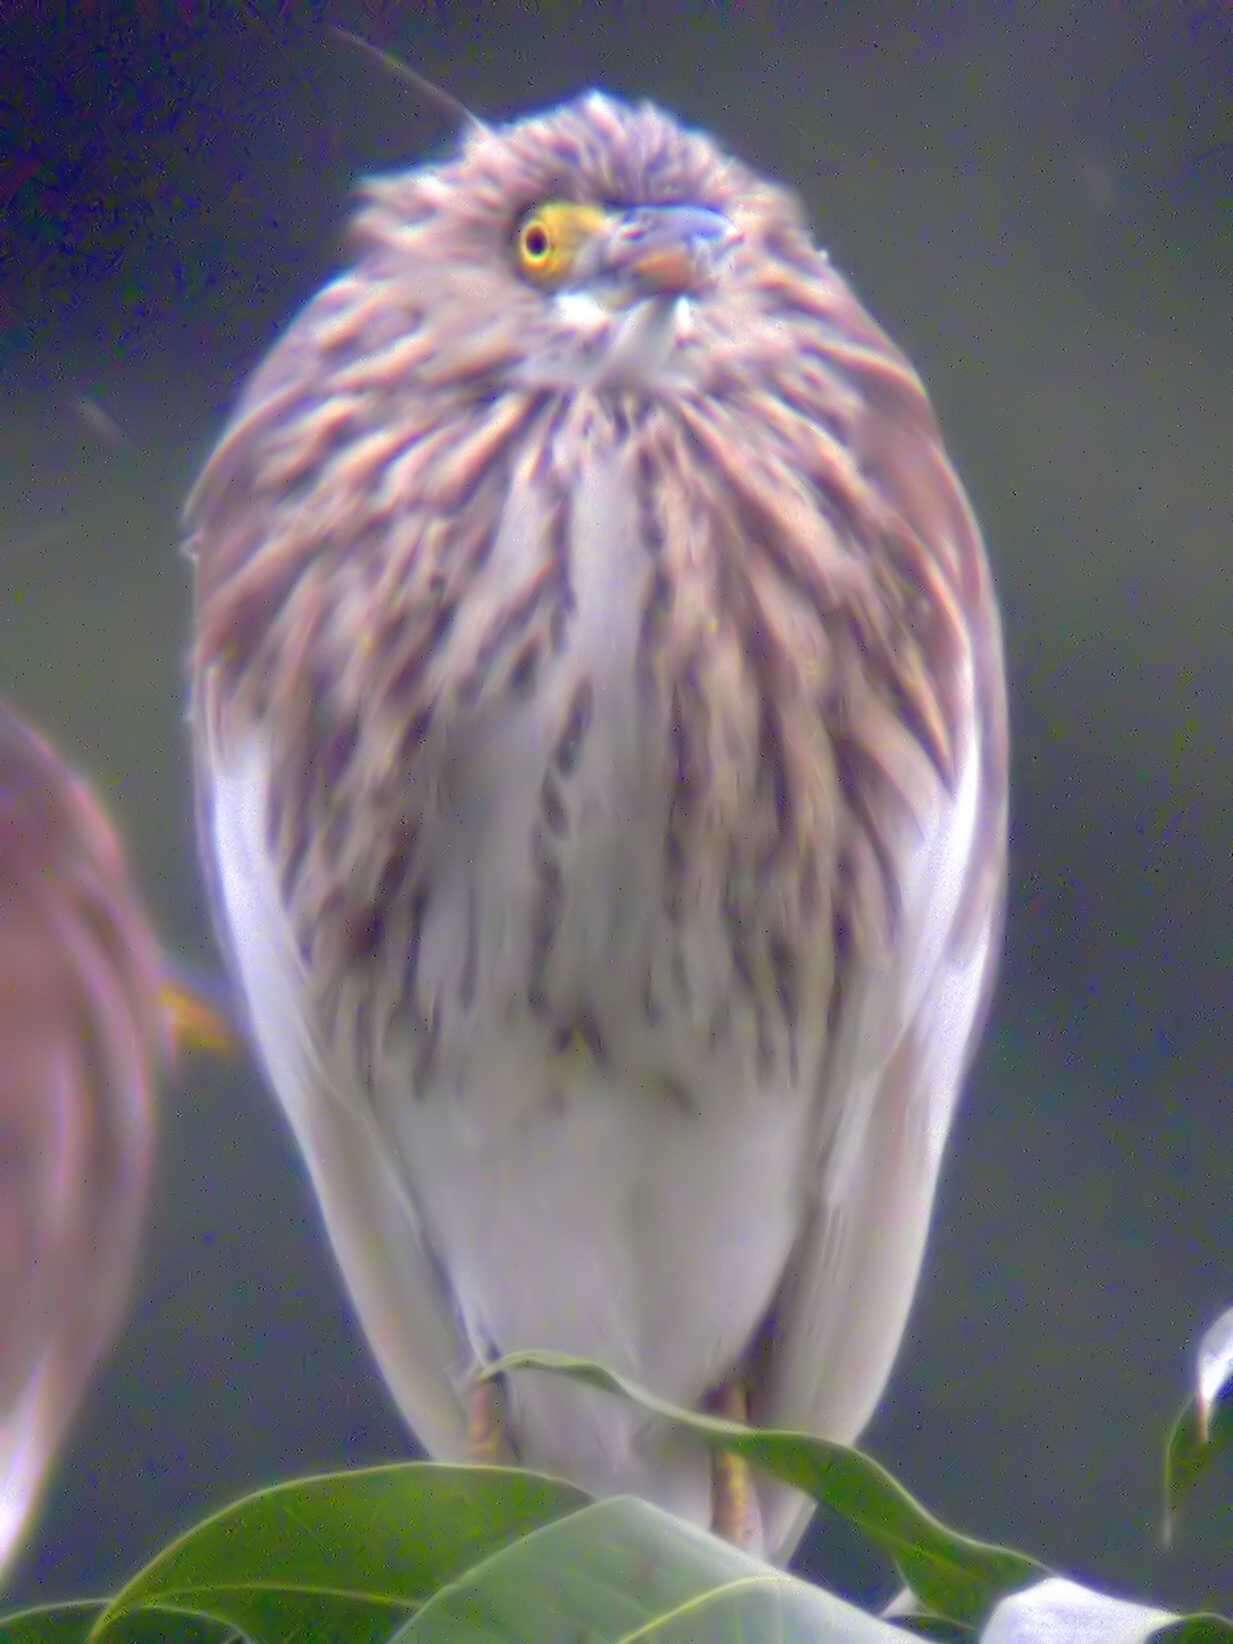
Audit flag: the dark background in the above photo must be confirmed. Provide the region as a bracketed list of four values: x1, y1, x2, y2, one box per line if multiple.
[2, 0, 1231, 1617]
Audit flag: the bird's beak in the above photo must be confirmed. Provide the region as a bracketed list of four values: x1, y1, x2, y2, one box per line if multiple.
[600, 205, 738, 299]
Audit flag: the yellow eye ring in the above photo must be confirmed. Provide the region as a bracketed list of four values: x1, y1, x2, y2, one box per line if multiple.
[513, 201, 607, 286]
[519, 217, 553, 267]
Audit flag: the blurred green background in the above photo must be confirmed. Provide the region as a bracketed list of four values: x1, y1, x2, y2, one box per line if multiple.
[2, 0, 1230, 1616]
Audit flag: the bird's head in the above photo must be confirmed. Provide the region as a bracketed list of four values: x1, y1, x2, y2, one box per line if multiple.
[348, 91, 817, 395]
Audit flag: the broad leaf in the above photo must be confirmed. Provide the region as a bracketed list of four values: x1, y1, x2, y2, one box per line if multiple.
[89, 1462, 588, 1643]
[395, 1495, 911, 1642]
[0, 1602, 230, 1643]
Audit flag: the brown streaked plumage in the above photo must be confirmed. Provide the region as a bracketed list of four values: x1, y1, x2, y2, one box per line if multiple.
[0, 706, 166, 1575]
[189, 93, 1008, 1563]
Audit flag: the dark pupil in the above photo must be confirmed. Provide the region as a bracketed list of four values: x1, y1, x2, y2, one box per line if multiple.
[524, 224, 550, 259]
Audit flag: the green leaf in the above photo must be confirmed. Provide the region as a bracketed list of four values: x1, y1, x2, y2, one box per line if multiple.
[1162, 1393, 1233, 1542]
[886, 1622, 971, 1642]
[393, 1495, 912, 1642]
[1195, 1308, 1233, 1441]
[1163, 1307, 1233, 1540]
[1150, 1617, 1233, 1643]
[879, 1584, 972, 1639]
[489, 1350, 1044, 1626]
[0, 1602, 231, 1644]
[89, 1462, 588, 1643]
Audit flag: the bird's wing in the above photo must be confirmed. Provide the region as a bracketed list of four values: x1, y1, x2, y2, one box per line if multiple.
[196, 695, 470, 1460]
[757, 684, 1007, 1563]
[760, 934, 1000, 1562]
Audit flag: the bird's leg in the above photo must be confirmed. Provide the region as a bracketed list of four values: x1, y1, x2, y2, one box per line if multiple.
[466, 1372, 515, 1465]
[710, 1381, 763, 1550]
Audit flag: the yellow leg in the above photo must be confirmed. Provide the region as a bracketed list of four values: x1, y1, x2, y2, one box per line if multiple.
[466, 1375, 515, 1465]
[711, 1382, 763, 1550]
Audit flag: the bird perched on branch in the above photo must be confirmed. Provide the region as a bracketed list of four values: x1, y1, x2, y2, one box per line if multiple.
[189, 91, 1008, 1564]
[0, 704, 233, 1576]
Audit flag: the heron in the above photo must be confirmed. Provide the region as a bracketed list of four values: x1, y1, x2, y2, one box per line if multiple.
[189, 91, 1007, 1564]
[0, 703, 234, 1577]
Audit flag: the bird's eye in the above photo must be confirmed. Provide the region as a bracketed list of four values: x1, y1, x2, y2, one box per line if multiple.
[519, 217, 554, 269]
[513, 202, 607, 287]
